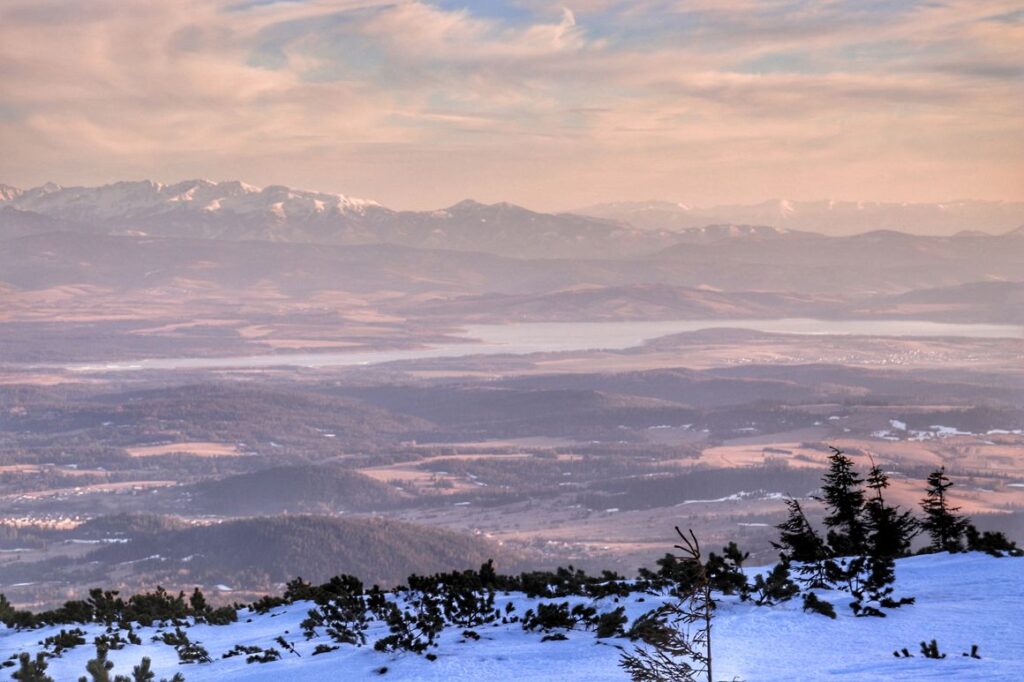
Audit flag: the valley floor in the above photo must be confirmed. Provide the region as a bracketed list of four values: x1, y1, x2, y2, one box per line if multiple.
[0, 553, 1020, 681]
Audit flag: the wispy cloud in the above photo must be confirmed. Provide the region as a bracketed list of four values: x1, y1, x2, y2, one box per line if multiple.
[0, 0, 1020, 208]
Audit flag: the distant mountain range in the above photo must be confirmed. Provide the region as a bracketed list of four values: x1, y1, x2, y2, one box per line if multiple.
[2, 180, 1021, 259]
[1, 179, 1022, 311]
[0, 179, 673, 259]
[1, 222, 1022, 302]
[579, 199, 1024, 237]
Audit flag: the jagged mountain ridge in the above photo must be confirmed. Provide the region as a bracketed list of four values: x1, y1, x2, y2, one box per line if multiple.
[0, 179, 674, 259]
[3, 179, 1022, 259]
[4, 179, 379, 221]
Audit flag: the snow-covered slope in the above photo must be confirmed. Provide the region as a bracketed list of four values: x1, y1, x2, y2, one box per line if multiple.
[0, 180, 670, 258]
[3, 179, 380, 222]
[670, 223, 821, 243]
[0, 184, 22, 202]
[1, 553, 1019, 681]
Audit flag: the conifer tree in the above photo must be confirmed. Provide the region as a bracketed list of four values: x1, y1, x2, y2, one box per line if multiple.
[773, 497, 836, 588]
[12, 652, 53, 682]
[842, 460, 915, 615]
[75, 652, 180, 682]
[801, 592, 836, 619]
[131, 658, 155, 682]
[188, 589, 207, 616]
[919, 467, 969, 553]
[620, 528, 713, 682]
[863, 462, 917, 558]
[749, 560, 800, 606]
[0, 594, 16, 627]
[78, 645, 123, 682]
[853, 552, 914, 616]
[819, 447, 866, 556]
[704, 542, 749, 596]
[964, 524, 1022, 557]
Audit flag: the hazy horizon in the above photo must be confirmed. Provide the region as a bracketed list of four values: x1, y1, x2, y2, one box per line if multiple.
[7, 174, 1024, 215]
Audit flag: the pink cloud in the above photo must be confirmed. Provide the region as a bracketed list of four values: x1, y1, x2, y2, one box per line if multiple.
[0, 0, 1020, 209]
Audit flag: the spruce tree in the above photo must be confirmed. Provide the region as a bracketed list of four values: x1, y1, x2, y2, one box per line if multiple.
[620, 528, 713, 682]
[773, 497, 835, 589]
[188, 588, 207, 616]
[749, 560, 800, 606]
[843, 461, 916, 616]
[964, 524, 1022, 557]
[705, 542, 749, 597]
[0, 594, 16, 627]
[863, 463, 917, 558]
[865, 464, 917, 610]
[919, 467, 969, 553]
[819, 447, 866, 556]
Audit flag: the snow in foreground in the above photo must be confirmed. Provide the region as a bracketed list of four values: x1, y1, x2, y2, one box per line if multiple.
[1, 553, 1020, 681]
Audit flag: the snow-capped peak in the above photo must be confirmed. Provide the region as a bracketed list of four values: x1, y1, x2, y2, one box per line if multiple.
[676, 223, 789, 242]
[3, 179, 381, 222]
[0, 184, 24, 202]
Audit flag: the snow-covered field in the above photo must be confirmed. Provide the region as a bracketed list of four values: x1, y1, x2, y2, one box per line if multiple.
[1, 553, 1020, 681]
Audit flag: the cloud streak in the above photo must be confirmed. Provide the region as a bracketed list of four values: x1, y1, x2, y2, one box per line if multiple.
[0, 0, 1020, 209]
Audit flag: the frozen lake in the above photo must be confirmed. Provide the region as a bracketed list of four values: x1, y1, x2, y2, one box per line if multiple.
[64, 318, 1023, 372]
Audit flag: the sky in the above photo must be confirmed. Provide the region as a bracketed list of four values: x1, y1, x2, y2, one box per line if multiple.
[0, 0, 1022, 211]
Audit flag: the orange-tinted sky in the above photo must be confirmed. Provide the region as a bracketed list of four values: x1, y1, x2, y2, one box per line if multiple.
[1, 0, 1021, 210]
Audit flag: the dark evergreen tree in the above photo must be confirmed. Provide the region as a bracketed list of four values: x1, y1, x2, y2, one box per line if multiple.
[749, 560, 800, 606]
[919, 468, 969, 553]
[839, 461, 918, 616]
[819, 447, 867, 556]
[847, 553, 914, 618]
[0, 594, 14, 626]
[645, 552, 704, 592]
[188, 589, 207, 616]
[801, 592, 836, 619]
[965, 524, 1022, 557]
[831, 462, 916, 616]
[863, 463, 917, 558]
[300, 579, 370, 646]
[77, 648, 174, 682]
[704, 542, 749, 597]
[620, 528, 714, 682]
[41, 628, 86, 656]
[372, 590, 445, 655]
[130, 658, 155, 682]
[158, 628, 210, 665]
[274, 636, 300, 658]
[920, 639, 946, 659]
[773, 497, 836, 589]
[12, 652, 53, 682]
[595, 607, 628, 638]
[78, 645, 119, 682]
